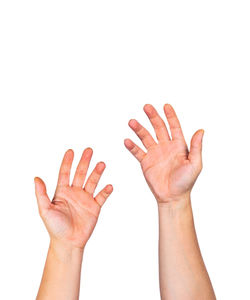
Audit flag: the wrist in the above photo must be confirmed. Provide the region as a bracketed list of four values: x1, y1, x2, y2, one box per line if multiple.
[49, 239, 84, 263]
[157, 194, 193, 220]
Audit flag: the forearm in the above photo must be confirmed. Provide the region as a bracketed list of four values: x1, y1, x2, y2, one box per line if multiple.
[158, 196, 216, 300]
[36, 240, 84, 300]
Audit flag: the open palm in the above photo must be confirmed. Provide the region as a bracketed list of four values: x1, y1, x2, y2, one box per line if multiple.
[124, 104, 204, 203]
[34, 148, 113, 249]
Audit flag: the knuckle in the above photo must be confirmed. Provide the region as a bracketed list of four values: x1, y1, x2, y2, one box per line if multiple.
[131, 146, 138, 154]
[88, 177, 97, 185]
[60, 171, 70, 177]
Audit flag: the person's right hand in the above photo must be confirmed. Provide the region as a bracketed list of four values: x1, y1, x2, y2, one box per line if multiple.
[124, 104, 204, 205]
[34, 148, 113, 250]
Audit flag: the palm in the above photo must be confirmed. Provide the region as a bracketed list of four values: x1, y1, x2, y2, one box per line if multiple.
[142, 141, 197, 202]
[125, 104, 204, 203]
[35, 148, 113, 249]
[44, 187, 101, 248]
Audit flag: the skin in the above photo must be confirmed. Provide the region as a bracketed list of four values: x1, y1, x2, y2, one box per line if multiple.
[34, 148, 113, 300]
[124, 104, 216, 300]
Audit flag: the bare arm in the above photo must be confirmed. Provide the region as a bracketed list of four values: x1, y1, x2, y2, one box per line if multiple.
[124, 104, 216, 300]
[34, 148, 113, 300]
[158, 199, 215, 299]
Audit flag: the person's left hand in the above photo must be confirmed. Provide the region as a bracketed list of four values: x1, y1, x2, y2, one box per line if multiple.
[124, 104, 203, 205]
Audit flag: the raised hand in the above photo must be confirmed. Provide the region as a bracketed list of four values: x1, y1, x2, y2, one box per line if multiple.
[124, 104, 204, 204]
[34, 148, 113, 249]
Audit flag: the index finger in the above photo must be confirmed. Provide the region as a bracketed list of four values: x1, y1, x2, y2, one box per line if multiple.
[57, 149, 74, 186]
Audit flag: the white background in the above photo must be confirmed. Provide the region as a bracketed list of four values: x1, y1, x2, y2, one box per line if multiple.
[0, 0, 250, 299]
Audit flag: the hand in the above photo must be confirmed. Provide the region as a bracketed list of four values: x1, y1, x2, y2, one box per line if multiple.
[34, 148, 113, 249]
[124, 104, 204, 204]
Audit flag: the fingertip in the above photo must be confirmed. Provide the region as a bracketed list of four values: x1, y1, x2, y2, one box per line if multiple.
[84, 147, 93, 157]
[106, 184, 113, 193]
[200, 129, 205, 142]
[34, 176, 42, 185]
[190, 130, 204, 149]
[85, 147, 93, 152]
[124, 138, 129, 146]
[67, 148, 74, 154]
[34, 177, 39, 188]
[143, 103, 151, 111]
[96, 161, 106, 172]
[34, 177, 46, 194]
[196, 129, 205, 141]
[65, 149, 74, 160]
[143, 104, 156, 116]
[164, 103, 172, 111]
[128, 119, 137, 128]
[124, 138, 133, 150]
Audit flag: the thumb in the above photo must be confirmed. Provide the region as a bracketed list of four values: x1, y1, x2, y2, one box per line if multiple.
[188, 129, 204, 168]
[34, 177, 51, 215]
